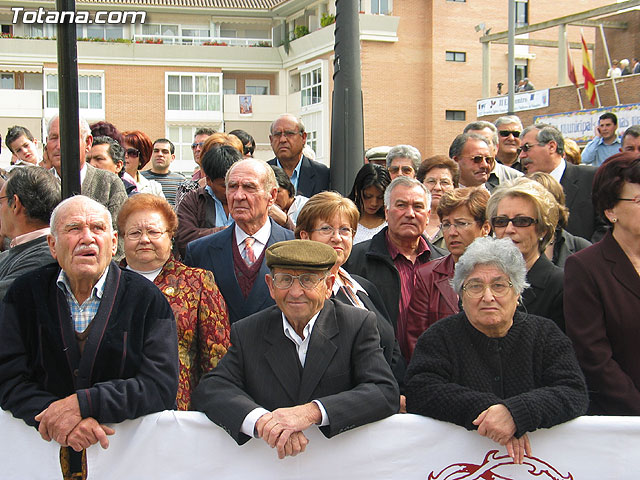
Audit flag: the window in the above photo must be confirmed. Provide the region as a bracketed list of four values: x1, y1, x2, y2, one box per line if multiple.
[245, 79, 270, 95]
[446, 110, 466, 121]
[182, 28, 210, 44]
[0, 73, 15, 89]
[515, 64, 528, 86]
[447, 0, 466, 2]
[27, 24, 56, 38]
[167, 125, 198, 162]
[141, 24, 178, 42]
[371, 0, 391, 15]
[223, 78, 237, 94]
[301, 67, 321, 107]
[78, 24, 123, 40]
[515, 0, 528, 27]
[167, 74, 222, 112]
[45, 72, 103, 110]
[446, 51, 466, 62]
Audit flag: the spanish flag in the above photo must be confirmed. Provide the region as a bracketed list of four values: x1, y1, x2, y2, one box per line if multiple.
[581, 33, 596, 105]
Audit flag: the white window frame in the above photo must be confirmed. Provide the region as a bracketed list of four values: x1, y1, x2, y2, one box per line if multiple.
[165, 72, 223, 123]
[0, 73, 15, 89]
[298, 59, 329, 165]
[299, 62, 323, 110]
[44, 69, 105, 120]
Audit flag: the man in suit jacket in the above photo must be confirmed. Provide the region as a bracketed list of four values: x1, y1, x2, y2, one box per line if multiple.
[46, 115, 128, 259]
[184, 158, 294, 324]
[519, 124, 605, 241]
[267, 114, 330, 197]
[192, 240, 399, 459]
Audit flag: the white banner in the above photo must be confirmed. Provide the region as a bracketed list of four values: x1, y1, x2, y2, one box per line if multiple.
[534, 103, 640, 143]
[477, 90, 550, 117]
[3, 409, 640, 479]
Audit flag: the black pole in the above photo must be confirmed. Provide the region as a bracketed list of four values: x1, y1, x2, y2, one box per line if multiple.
[329, 0, 364, 195]
[56, 0, 81, 198]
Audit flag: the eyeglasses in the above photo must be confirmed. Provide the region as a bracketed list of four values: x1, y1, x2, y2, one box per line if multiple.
[0, 195, 9, 204]
[520, 143, 545, 153]
[462, 155, 494, 165]
[424, 178, 453, 188]
[125, 229, 167, 240]
[618, 196, 640, 205]
[441, 220, 476, 231]
[388, 165, 415, 175]
[462, 280, 513, 298]
[312, 225, 354, 237]
[191, 141, 204, 150]
[125, 148, 140, 158]
[271, 130, 301, 139]
[499, 130, 521, 138]
[490, 215, 538, 228]
[271, 272, 327, 290]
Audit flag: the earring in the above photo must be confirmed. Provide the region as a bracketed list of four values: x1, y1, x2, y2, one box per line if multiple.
[611, 218, 617, 223]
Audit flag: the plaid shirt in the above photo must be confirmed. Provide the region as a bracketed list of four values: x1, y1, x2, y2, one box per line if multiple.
[56, 266, 109, 333]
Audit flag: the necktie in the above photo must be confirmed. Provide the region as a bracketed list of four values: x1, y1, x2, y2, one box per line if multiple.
[244, 237, 256, 266]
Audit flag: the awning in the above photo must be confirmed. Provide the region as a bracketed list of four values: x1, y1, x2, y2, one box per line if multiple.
[0, 65, 43, 74]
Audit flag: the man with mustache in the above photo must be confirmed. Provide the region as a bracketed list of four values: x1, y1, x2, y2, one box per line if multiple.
[345, 177, 447, 362]
[0, 195, 178, 477]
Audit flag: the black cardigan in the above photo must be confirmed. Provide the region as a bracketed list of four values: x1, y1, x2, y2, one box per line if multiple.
[0, 262, 179, 427]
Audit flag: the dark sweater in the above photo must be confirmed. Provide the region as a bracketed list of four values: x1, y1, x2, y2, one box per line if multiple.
[405, 311, 588, 438]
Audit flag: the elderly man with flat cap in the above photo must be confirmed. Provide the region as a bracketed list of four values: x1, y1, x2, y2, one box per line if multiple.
[193, 239, 399, 459]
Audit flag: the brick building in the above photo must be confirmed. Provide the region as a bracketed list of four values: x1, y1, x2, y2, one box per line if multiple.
[0, 0, 615, 170]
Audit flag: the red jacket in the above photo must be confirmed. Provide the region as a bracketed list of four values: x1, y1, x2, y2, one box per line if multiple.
[405, 254, 458, 360]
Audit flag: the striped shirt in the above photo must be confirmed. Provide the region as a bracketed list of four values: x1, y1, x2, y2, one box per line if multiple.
[56, 266, 109, 333]
[141, 170, 186, 207]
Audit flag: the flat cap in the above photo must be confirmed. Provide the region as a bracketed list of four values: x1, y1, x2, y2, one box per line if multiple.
[266, 240, 337, 271]
[365, 145, 392, 161]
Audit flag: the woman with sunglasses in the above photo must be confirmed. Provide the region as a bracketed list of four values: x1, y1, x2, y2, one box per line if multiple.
[406, 237, 587, 465]
[564, 153, 640, 415]
[122, 130, 165, 197]
[487, 178, 565, 331]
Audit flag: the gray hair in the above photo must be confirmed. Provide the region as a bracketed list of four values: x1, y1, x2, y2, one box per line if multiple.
[50, 195, 112, 240]
[451, 237, 529, 296]
[495, 115, 523, 130]
[622, 125, 640, 143]
[464, 121, 498, 150]
[383, 176, 431, 211]
[47, 114, 92, 141]
[270, 113, 305, 135]
[5, 166, 61, 225]
[448, 133, 490, 158]
[92, 135, 125, 165]
[225, 158, 278, 193]
[521, 123, 565, 156]
[386, 145, 422, 171]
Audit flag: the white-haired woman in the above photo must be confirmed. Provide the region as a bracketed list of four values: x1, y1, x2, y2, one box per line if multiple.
[406, 237, 588, 464]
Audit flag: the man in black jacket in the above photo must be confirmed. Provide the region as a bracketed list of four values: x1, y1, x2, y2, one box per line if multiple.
[344, 177, 446, 361]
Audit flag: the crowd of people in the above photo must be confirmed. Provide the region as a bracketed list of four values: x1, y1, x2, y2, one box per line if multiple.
[0, 110, 638, 476]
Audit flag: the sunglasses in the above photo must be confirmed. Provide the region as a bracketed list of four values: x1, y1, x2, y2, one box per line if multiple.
[464, 155, 494, 164]
[499, 130, 521, 138]
[520, 143, 545, 153]
[491, 215, 538, 228]
[125, 148, 140, 157]
[191, 141, 204, 150]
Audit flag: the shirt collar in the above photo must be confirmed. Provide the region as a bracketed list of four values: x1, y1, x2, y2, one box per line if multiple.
[282, 310, 320, 343]
[235, 219, 272, 247]
[333, 267, 367, 296]
[57, 264, 110, 301]
[385, 230, 430, 260]
[205, 186, 233, 227]
[10, 227, 50, 248]
[549, 159, 566, 184]
[276, 155, 303, 190]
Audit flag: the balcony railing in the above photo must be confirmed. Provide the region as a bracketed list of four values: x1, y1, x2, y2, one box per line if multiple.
[132, 34, 272, 47]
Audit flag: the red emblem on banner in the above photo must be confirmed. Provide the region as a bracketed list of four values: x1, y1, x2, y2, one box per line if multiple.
[428, 450, 573, 480]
